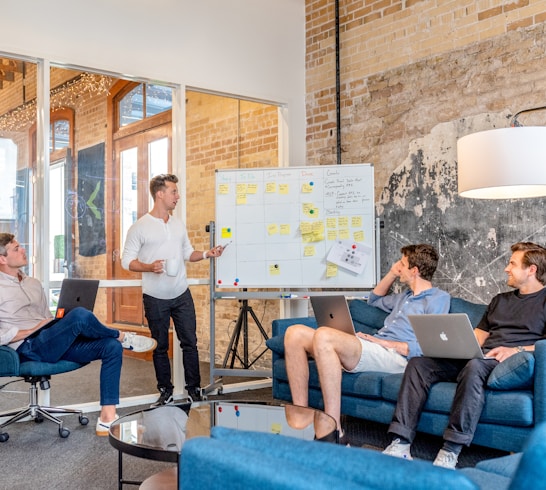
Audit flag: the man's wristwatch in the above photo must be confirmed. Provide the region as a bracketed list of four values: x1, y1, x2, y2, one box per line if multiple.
[516, 346, 525, 353]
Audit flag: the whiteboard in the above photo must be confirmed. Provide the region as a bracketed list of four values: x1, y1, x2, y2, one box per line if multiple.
[214, 164, 376, 288]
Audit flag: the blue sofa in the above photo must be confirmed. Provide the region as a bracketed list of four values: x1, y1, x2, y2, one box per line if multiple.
[265, 298, 546, 453]
[179, 422, 546, 489]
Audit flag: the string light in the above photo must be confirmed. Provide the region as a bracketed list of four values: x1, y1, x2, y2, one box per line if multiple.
[0, 73, 112, 132]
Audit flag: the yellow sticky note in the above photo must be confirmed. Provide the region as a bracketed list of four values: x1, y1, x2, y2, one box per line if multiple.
[303, 245, 315, 257]
[326, 217, 337, 229]
[269, 264, 281, 275]
[280, 224, 290, 235]
[338, 216, 349, 227]
[221, 227, 232, 239]
[301, 183, 313, 193]
[218, 184, 229, 195]
[236, 183, 248, 194]
[302, 203, 319, 218]
[236, 193, 247, 205]
[312, 221, 324, 234]
[301, 233, 313, 243]
[247, 183, 258, 194]
[327, 263, 338, 277]
[267, 224, 279, 235]
[271, 423, 282, 434]
[327, 229, 338, 240]
[300, 222, 312, 234]
[353, 230, 364, 242]
[279, 183, 289, 195]
[339, 228, 350, 239]
[266, 182, 277, 193]
[352, 216, 362, 227]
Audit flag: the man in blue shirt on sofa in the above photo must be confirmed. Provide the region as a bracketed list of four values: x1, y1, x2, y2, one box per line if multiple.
[383, 241, 546, 469]
[284, 243, 450, 444]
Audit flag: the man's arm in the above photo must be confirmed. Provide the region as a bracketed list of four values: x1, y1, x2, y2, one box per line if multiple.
[128, 258, 164, 274]
[4, 318, 53, 344]
[372, 261, 401, 297]
[479, 327, 537, 361]
[357, 333, 410, 357]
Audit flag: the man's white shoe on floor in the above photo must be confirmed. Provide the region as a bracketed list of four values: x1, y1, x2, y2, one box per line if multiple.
[382, 438, 413, 460]
[96, 414, 119, 436]
[433, 449, 458, 469]
[121, 332, 157, 352]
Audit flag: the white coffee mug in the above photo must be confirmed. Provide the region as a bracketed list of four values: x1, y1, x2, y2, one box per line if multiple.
[165, 258, 179, 276]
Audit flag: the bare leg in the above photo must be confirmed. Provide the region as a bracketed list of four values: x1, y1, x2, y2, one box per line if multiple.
[284, 324, 317, 407]
[100, 405, 117, 422]
[313, 327, 362, 430]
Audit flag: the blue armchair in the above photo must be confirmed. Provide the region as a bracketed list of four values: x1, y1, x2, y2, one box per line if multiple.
[179, 422, 546, 489]
[0, 344, 89, 442]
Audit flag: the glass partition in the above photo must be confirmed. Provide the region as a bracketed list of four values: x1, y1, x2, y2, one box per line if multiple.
[0, 56, 37, 278]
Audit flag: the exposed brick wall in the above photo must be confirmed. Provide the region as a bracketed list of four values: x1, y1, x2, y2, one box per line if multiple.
[305, 0, 546, 299]
[306, 0, 546, 184]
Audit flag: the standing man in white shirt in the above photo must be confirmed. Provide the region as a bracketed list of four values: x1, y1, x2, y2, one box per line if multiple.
[122, 174, 224, 406]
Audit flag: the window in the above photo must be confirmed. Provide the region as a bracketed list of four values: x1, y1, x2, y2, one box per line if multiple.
[118, 83, 172, 128]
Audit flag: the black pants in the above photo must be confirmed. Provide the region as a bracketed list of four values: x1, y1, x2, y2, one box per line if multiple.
[143, 289, 201, 392]
[388, 356, 498, 446]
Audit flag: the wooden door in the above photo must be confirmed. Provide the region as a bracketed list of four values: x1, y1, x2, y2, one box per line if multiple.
[112, 124, 171, 324]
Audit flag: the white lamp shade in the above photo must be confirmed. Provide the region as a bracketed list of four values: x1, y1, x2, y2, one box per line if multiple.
[457, 127, 546, 199]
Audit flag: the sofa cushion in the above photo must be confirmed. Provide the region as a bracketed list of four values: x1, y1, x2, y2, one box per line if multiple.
[474, 453, 522, 477]
[266, 335, 285, 356]
[448, 298, 487, 327]
[349, 299, 388, 334]
[487, 352, 535, 390]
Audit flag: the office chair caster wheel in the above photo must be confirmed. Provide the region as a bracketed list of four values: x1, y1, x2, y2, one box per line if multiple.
[34, 415, 44, 423]
[79, 415, 89, 426]
[59, 427, 70, 438]
[0, 432, 9, 442]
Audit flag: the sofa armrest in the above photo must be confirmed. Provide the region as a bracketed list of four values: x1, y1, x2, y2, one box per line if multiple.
[0, 345, 20, 377]
[271, 317, 318, 337]
[533, 340, 546, 423]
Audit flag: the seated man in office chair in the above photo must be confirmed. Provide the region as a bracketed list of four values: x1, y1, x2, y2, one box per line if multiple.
[0, 233, 157, 436]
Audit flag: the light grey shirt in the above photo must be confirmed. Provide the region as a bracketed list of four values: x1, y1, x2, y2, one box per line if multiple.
[0, 271, 52, 349]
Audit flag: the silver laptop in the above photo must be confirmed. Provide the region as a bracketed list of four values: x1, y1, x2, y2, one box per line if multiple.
[408, 313, 491, 360]
[310, 295, 356, 335]
[54, 278, 100, 319]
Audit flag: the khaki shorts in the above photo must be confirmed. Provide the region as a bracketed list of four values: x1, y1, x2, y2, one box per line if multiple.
[344, 337, 408, 374]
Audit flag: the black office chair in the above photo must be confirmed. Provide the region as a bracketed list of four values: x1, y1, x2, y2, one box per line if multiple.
[0, 345, 89, 442]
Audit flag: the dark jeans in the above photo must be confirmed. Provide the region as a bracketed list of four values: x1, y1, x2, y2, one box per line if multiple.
[17, 307, 122, 406]
[388, 356, 498, 446]
[143, 289, 200, 392]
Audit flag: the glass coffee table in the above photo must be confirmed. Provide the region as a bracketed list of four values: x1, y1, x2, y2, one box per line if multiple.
[108, 400, 337, 489]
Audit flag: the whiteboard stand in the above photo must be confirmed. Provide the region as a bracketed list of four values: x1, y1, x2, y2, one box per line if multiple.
[221, 290, 270, 370]
[204, 221, 272, 397]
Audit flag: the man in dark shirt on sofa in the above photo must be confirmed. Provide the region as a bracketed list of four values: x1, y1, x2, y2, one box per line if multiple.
[284, 244, 450, 445]
[383, 241, 546, 469]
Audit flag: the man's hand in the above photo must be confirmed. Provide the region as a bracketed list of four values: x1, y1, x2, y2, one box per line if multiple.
[357, 332, 409, 357]
[150, 260, 165, 274]
[486, 346, 524, 362]
[389, 260, 402, 278]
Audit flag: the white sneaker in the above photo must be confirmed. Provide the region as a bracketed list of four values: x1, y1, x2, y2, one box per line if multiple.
[433, 449, 458, 469]
[382, 438, 413, 460]
[96, 414, 119, 436]
[121, 332, 157, 352]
